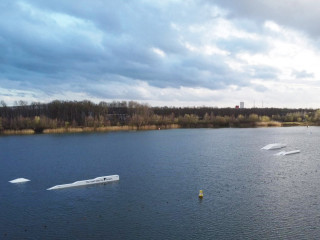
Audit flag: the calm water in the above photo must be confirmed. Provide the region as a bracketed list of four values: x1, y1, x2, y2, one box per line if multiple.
[1, 127, 320, 239]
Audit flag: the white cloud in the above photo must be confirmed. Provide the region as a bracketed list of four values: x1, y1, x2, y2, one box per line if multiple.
[264, 21, 281, 32]
[151, 47, 166, 57]
[212, 0, 320, 37]
[237, 22, 320, 83]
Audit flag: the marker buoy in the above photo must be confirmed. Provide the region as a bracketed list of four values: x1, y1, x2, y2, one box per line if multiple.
[199, 190, 203, 199]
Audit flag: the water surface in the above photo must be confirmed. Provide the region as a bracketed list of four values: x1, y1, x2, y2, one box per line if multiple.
[1, 127, 320, 239]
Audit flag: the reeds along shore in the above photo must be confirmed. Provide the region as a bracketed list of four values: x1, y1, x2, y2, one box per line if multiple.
[2, 129, 35, 135]
[0, 122, 311, 136]
[42, 124, 179, 134]
[0, 124, 180, 135]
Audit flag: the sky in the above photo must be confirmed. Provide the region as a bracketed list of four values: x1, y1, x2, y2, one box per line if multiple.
[1, 0, 320, 108]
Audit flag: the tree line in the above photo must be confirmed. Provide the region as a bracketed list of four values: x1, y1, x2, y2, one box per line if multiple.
[0, 100, 320, 133]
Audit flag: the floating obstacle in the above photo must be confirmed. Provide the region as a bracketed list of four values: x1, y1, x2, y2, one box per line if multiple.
[261, 143, 286, 150]
[9, 178, 30, 183]
[47, 175, 119, 190]
[275, 150, 300, 156]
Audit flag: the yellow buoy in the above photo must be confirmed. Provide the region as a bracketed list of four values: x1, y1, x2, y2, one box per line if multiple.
[199, 190, 203, 199]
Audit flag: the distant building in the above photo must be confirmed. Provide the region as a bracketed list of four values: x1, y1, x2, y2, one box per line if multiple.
[240, 102, 244, 109]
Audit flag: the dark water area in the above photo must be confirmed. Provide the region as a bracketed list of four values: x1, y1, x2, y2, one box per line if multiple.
[1, 127, 320, 239]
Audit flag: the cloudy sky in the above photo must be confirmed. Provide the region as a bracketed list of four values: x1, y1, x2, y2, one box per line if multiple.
[1, 0, 320, 108]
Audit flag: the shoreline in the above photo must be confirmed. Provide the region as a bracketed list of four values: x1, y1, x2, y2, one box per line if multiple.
[0, 124, 180, 136]
[0, 122, 312, 136]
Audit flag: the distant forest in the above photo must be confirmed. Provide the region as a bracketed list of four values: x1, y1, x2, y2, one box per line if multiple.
[0, 100, 320, 133]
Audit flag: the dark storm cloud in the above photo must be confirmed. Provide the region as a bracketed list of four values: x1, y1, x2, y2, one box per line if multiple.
[0, 0, 287, 102]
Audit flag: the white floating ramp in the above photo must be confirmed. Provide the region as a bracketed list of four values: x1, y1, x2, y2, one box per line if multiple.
[261, 143, 286, 150]
[9, 178, 30, 183]
[275, 150, 300, 156]
[47, 175, 119, 190]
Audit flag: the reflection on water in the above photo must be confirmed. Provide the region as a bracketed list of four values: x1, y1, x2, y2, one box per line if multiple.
[1, 127, 320, 239]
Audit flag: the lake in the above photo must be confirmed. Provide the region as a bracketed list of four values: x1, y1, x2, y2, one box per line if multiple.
[1, 127, 320, 239]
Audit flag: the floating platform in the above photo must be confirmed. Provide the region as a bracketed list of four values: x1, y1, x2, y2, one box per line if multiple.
[261, 143, 286, 150]
[47, 175, 119, 190]
[9, 178, 30, 183]
[275, 150, 300, 156]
